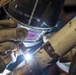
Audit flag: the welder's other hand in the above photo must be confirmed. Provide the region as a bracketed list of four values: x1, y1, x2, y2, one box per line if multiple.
[0, 19, 28, 73]
[59, 46, 76, 62]
[0, 19, 28, 55]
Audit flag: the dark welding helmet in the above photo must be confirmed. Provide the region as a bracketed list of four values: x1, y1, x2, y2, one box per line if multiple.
[4, 0, 65, 41]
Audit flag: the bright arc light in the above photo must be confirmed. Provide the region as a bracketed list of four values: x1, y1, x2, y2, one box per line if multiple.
[25, 53, 32, 61]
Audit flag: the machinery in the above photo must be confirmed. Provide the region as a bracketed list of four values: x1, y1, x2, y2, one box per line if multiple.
[0, 0, 76, 75]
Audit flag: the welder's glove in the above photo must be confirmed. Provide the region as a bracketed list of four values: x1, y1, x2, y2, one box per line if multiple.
[0, 19, 28, 73]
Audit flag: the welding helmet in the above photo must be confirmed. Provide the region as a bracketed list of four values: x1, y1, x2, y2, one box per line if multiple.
[4, 0, 65, 42]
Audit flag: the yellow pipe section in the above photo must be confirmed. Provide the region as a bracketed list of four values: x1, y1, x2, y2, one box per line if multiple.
[49, 17, 76, 56]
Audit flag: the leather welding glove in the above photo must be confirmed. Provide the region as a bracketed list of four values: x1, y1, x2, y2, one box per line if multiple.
[0, 19, 28, 73]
